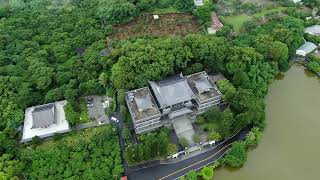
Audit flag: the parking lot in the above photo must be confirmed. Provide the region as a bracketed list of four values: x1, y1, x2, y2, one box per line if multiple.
[87, 95, 111, 124]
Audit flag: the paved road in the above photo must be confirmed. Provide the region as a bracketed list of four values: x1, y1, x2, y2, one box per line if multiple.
[111, 102, 128, 176]
[127, 127, 250, 180]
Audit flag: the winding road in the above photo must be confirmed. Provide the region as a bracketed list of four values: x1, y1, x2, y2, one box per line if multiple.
[126, 127, 251, 180]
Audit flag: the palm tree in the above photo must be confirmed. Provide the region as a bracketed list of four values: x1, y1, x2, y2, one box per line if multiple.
[99, 72, 109, 89]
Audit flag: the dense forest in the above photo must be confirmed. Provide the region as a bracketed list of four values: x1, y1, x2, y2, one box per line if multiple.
[0, 0, 316, 179]
[22, 126, 123, 180]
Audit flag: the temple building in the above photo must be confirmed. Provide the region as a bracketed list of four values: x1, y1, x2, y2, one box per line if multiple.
[126, 71, 223, 134]
[21, 101, 70, 142]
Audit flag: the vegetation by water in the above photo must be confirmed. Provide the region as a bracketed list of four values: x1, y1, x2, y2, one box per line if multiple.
[306, 54, 320, 75]
[0, 0, 317, 179]
[215, 65, 320, 180]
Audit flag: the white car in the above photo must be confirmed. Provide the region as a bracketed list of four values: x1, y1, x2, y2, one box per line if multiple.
[111, 117, 119, 123]
[172, 153, 179, 159]
[98, 121, 107, 125]
[209, 140, 216, 146]
[102, 101, 110, 109]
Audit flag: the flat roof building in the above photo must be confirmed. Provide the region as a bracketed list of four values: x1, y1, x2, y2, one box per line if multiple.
[21, 101, 70, 142]
[126, 87, 162, 134]
[186, 71, 222, 113]
[291, 0, 301, 3]
[305, 25, 320, 36]
[296, 42, 317, 57]
[194, 0, 204, 6]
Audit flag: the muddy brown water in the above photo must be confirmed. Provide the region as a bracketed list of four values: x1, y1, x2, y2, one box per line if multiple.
[215, 65, 320, 180]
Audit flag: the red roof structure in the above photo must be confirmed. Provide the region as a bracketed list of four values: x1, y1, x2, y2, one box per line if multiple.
[122, 176, 128, 180]
[211, 12, 223, 30]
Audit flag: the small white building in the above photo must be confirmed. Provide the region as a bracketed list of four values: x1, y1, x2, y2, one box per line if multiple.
[291, 0, 302, 4]
[21, 101, 70, 143]
[194, 0, 204, 6]
[305, 25, 320, 36]
[296, 42, 317, 57]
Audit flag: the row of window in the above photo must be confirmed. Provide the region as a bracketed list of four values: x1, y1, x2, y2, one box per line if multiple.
[136, 119, 160, 128]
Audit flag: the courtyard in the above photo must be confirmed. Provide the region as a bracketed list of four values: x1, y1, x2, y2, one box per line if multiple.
[87, 95, 111, 124]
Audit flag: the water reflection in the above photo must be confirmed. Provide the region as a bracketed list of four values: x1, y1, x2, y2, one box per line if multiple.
[215, 65, 320, 180]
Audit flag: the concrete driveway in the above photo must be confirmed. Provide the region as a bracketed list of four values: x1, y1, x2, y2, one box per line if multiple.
[172, 116, 195, 145]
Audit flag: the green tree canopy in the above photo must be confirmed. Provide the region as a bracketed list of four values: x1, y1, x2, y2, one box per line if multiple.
[97, 0, 137, 24]
[224, 142, 248, 168]
[112, 37, 192, 89]
[200, 166, 214, 180]
[184, 34, 228, 73]
[0, 153, 24, 180]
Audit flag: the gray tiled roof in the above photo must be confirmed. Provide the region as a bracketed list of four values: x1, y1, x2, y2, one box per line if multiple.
[32, 103, 56, 129]
[305, 25, 320, 36]
[194, 0, 204, 6]
[186, 71, 222, 103]
[149, 74, 194, 108]
[297, 42, 317, 54]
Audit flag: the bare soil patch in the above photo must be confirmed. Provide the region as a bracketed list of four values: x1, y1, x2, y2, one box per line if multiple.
[111, 13, 201, 40]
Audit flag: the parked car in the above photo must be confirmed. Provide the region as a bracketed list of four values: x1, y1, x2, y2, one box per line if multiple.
[172, 153, 179, 159]
[110, 117, 119, 123]
[102, 100, 109, 109]
[87, 97, 94, 107]
[209, 140, 216, 146]
[87, 96, 94, 102]
[98, 121, 107, 125]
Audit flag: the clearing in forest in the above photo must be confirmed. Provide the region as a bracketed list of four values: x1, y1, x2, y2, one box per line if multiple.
[223, 6, 288, 33]
[111, 13, 201, 40]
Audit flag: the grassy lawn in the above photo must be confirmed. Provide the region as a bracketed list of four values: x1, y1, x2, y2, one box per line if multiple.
[78, 99, 90, 123]
[151, 6, 179, 14]
[223, 14, 252, 33]
[223, 6, 287, 33]
[254, 6, 287, 17]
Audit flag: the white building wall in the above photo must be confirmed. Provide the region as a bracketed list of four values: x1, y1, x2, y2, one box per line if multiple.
[296, 50, 307, 57]
[21, 101, 71, 143]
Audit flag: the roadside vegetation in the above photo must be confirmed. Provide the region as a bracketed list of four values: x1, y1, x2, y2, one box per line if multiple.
[179, 127, 263, 179]
[20, 125, 123, 179]
[305, 38, 320, 75]
[124, 128, 171, 165]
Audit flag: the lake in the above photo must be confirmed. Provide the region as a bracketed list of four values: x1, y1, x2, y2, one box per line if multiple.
[215, 65, 320, 180]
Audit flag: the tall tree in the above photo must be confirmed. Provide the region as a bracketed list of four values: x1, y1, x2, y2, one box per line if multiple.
[99, 72, 109, 88]
[200, 166, 214, 180]
[224, 142, 247, 168]
[97, 0, 137, 24]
